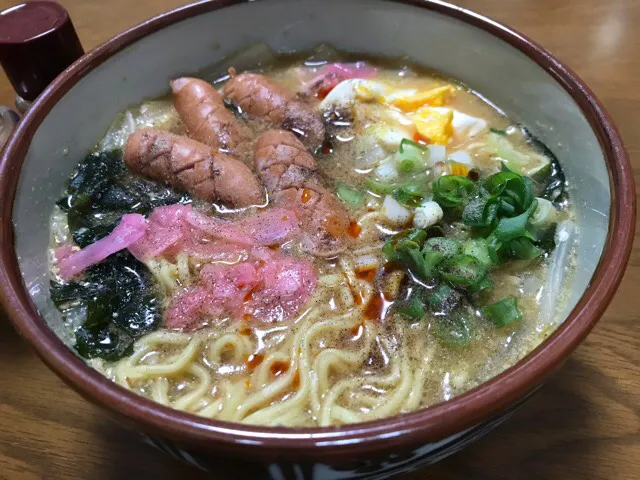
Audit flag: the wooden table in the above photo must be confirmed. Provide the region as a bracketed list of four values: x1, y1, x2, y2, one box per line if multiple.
[0, 1, 638, 478]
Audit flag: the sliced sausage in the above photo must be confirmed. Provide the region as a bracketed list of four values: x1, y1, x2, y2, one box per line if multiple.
[124, 128, 264, 208]
[171, 77, 246, 153]
[254, 130, 349, 256]
[224, 73, 325, 150]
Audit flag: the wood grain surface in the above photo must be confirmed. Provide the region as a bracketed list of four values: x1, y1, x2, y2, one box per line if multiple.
[0, 1, 638, 479]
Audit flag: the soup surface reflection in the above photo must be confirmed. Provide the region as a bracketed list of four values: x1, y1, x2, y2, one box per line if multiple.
[48, 48, 576, 427]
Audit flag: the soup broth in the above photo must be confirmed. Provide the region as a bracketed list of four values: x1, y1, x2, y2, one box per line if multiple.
[49, 49, 576, 427]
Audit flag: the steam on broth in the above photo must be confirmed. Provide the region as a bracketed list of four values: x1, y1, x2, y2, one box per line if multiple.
[48, 47, 576, 427]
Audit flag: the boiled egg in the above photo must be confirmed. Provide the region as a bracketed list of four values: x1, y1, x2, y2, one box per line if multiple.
[432, 108, 488, 139]
[411, 107, 454, 145]
[320, 79, 390, 109]
[320, 79, 455, 112]
[391, 85, 456, 111]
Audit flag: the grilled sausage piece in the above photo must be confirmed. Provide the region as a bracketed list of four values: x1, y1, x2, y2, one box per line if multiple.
[224, 73, 325, 150]
[171, 77, 246, 153]
[254, 130, 349, 256]
[124, 128, 264, 208]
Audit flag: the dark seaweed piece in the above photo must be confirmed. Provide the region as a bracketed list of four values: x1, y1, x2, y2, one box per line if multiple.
[538, 223, 558, 253]
[98, 184, 140, 210]
[75, 324, 134, 361]
[85, 252, 160, 335]
[127, 178, 190, 213]
[50, 279, 105, 306]
[57, 150, 123, 213]
[519, 125, 567, 203]
[68, 199, 126, 247]
[428, 283, 463, 315]
[67, 150, 125, 198]
[52, 252, 162, 360]
[58, 149, 189, 247]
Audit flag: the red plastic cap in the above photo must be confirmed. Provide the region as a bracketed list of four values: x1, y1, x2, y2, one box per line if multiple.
[0, 1, 84, 101]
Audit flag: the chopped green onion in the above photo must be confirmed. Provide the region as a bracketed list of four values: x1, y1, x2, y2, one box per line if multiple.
[432, 310, 474, 347]
[423, 237, 461, 258]
[471, 275, 495, 293]
[462, 238, 492, 267]
[501, 237, 542, 260]
[423, 250, 446, 274]
[336, 182, 364, 209]
[406, 248, 431, 280]
[439, 254, 486, 288]
[493, 200, 537, 243]
[394, 139, 429, 174]
[530, 162, 552, 184]
[482, 296, 522, 327]
[428, 283, 462, 314]
[395, 228, 428, 245]
[383, 228, 457, 281]
[489, 127, 507, 135]
[395, 238, 423, 252]
[399, 138, 428, 153]
[484, 167, 534, 213]
[498, 197, 517, 217]
[457, 167, 535, 230]
[432, 175, 475, 208]
[530, 197, 557, 227]
[382, 241, 396, 261]
[487, 201, 542, 261]
[393, 183, 425, 207]
[397, 158, 420, 174]
[383, 229, 430, 279]
[399, 292, 426, 320]
[367, 177, 429, 203]
[462, 192, 499, 228]
[366, 178, 397, 195]
[430, 167, 545, 263]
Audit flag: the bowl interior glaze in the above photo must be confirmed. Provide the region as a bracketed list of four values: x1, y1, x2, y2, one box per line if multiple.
[1, 0, 627, 458]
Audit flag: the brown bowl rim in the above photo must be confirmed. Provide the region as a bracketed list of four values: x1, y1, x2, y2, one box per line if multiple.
[0, 0, 635, 460]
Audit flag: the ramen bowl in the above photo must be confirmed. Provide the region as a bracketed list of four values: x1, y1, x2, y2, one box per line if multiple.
[0, 0, 634, 478]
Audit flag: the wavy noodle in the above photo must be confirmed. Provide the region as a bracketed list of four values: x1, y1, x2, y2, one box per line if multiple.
[208, 333, 252, 366]
[173, 364, 211, 411]
[252, 351, 290, 389]
[146, 258, 179, 295]
[218, 379, 247, 421]
[175, 253, 192, 286]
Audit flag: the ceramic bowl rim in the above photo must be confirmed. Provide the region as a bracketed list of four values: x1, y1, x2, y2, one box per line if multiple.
[0, 0, 634, 460]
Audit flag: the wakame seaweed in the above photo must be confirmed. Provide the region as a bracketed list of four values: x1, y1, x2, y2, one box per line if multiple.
[519, 125, 567, 203]
[51, 252, 161, 361]
[52, 148, 188, 360]
[57, 149, 189, 247]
